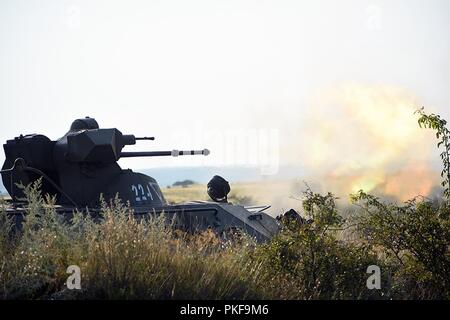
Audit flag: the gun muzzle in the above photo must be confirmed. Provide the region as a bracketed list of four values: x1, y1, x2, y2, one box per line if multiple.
[170, 149, 210, 157]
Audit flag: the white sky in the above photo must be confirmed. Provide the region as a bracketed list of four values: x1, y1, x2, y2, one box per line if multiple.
[1, 0, 449, 170]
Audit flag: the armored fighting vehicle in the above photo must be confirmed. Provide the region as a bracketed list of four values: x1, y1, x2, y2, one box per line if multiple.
[1, 117, 280, 242]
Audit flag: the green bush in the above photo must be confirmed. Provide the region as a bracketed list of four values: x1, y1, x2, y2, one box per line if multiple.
[351, 192, 450, 299]
[253, 188, 388, 299]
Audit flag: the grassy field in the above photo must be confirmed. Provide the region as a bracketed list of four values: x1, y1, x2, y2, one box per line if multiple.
[162, 184, 209, 203]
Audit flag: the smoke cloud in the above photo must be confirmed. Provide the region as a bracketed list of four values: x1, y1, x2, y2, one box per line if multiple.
[293, 84, 441, 201]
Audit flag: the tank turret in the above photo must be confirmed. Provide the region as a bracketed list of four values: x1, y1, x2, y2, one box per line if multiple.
[2, 117, 208, 207]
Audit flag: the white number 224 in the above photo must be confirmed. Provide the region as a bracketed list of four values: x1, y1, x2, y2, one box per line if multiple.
[131, 183, 155, 202]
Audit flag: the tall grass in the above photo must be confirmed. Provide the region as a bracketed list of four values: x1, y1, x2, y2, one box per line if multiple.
[0, 181, 273, 300]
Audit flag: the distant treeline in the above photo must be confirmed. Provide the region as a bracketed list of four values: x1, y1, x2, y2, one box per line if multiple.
[171, 180, 196, 188]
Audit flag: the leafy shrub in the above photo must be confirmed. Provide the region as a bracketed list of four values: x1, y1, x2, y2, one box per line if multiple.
[351, 194, 450, 299]
[416, 107, 450, 199]
[253, 187, 388, 299]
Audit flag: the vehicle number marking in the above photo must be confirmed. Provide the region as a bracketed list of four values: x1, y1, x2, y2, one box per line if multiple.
[131, 183, 158, 202]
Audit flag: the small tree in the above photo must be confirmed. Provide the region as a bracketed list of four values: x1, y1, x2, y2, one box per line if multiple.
[416, 107, 450, 200]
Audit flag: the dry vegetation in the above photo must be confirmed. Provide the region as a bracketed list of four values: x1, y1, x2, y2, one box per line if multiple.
[0, 184, 273, 300]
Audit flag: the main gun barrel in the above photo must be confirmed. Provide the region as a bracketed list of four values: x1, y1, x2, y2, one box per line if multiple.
[120, 149, 210, 158]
